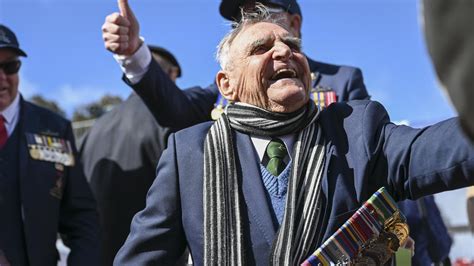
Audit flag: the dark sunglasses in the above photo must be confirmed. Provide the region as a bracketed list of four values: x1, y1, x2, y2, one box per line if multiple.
[0, 60, 22, 75]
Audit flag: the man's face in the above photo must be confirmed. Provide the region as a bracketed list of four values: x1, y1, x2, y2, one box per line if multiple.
[0, 49, 20, 111]
[151, 53, 179, 83]
[217, 22, 311, 113]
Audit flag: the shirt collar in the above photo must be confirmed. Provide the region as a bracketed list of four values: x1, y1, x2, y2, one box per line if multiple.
[251, 134, 295, 162]
[0, 92, 20, 125]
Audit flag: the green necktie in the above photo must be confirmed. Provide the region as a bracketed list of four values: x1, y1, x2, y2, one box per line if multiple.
[265, 138, 288, 176]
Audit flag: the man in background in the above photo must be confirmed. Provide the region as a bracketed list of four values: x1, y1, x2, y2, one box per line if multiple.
[79, 46, 181, 265]
[398, 196, 452, 265]
[423, 0, 474, 142]
[0, 24, 99, 265]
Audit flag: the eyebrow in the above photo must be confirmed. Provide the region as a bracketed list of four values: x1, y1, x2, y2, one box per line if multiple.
[245, 34, 302, 55]
[281, 35, 302, 50]
[247, 36, 273, 54]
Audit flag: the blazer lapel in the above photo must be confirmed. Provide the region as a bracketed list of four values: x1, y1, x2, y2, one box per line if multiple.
[17, 99, 40, 246]
[17, 98, 37, 202]
[234, 131, 277, 247]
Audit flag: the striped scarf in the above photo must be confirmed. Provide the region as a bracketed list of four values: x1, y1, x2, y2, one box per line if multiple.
[203, 102, 326, 265]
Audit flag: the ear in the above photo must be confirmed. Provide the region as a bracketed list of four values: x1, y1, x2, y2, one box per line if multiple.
[288, 14, 302, 38]
[169, 66, 180, 83]
[216, 70, 238, 101]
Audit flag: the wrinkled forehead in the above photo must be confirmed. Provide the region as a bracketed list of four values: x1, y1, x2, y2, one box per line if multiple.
[231, 22, 292, 52]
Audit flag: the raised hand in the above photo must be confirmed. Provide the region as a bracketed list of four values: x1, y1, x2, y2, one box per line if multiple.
[102, 0, 141, 55]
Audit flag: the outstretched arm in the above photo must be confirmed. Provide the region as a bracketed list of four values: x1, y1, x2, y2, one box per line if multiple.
[123, 59, 218, 129]
[361, 101, 474, 200]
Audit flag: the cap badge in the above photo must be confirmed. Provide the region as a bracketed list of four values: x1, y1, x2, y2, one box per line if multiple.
[0, 30, 11, 44]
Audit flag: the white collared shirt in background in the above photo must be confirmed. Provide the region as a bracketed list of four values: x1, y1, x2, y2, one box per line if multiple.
[0, 92, 20, 136]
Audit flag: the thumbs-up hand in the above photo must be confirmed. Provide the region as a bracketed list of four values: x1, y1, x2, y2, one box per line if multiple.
[102, 0, 141, 55]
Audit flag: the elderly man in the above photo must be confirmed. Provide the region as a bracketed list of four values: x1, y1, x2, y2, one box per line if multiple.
[114, 9, 474, 265]
[102, 0, 369, 129]
[0, 24, 100, 265]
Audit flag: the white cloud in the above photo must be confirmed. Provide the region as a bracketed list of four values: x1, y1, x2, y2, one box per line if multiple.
[52, 84, 115, 116]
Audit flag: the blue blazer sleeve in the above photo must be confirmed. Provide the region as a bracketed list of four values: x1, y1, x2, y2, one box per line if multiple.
[124, 59, 218, 129]
[114, 133, 187, 265]
[359, 101, 474, 200]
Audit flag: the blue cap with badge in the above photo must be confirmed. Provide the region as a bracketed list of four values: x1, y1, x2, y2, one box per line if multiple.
[0, 24, 27, 57]
[219, 0, 302, 21]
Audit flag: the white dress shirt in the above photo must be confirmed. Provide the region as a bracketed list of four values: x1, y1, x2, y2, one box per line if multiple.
[0, 92, 20, 136]
[114, 39, 152, 85]
[251, 134, 295, 163]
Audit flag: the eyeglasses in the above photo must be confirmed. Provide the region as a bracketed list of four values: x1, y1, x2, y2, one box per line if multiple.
[0, 60, 21, 75]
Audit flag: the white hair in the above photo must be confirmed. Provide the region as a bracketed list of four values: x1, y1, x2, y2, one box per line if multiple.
[215, 3, 288, 70]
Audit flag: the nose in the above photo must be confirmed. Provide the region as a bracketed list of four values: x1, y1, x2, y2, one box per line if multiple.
[0, 69, 7, 81]
[272, 42, 292, 61]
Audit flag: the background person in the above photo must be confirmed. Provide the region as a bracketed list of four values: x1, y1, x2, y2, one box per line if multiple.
[0, 24, 99, 266]
[79, 45, 184, 265]
[398, 196, 453, 265]
[422, 0, 474, 142]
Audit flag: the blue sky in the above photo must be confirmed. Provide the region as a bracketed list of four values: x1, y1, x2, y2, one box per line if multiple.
[1, 0, 455, 124]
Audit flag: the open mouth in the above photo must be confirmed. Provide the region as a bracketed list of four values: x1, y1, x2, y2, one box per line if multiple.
[271, 68, 297, 80]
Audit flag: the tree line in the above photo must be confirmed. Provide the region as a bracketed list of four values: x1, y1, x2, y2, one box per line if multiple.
[30, 94, 123, 122]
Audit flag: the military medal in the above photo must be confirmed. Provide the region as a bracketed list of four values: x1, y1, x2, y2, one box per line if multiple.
[312, 86, 337, 110]
[55, 163, 65, 172]
[26, 133, 75, 166]
[50, 173, 64, 199]
[29, 146, 40, 160]
[302, 187, 411, 266]
[310, 72, 338, 111]
[211, 94, 229, 120]
[211, 105, 224, 120]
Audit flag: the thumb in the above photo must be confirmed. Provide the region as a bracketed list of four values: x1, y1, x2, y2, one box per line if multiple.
[118, 0, 132, 18]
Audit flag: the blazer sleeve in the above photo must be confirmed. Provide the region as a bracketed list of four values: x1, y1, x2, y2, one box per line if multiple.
[114, 133, 187, 265]
[58, 123, 101, 266]
[124, 59, 218, 129]
[363, 101, 474, 201]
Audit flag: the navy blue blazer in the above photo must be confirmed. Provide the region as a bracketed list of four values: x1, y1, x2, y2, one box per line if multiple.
[5, 98, 100, 265]
[125, 56, 369, 130]
[115, 100, 473, 265]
